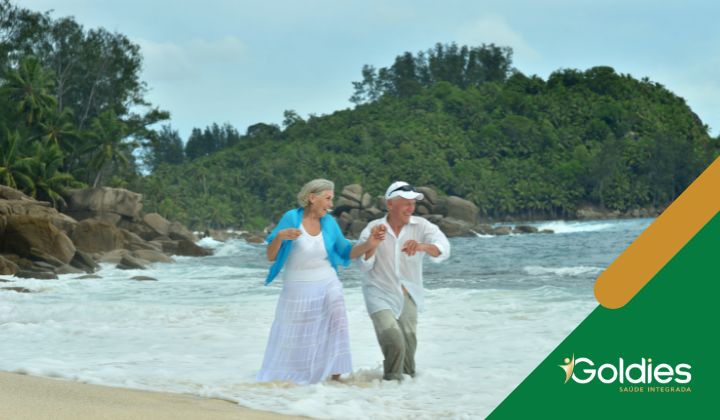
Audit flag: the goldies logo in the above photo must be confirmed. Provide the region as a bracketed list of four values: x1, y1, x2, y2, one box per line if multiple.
[559, 354, 692, 393]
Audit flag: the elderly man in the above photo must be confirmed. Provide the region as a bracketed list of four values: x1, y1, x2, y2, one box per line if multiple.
[357, 181, 451, 381]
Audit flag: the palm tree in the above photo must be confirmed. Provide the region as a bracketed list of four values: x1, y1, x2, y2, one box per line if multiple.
[84, 110, 134, 187]
[0, 130, 35, 193]
[28, 140, 84, 208]
[39, 106, 83, 175]
[40, 106, 79, 151]
[1, 56, 57, 126]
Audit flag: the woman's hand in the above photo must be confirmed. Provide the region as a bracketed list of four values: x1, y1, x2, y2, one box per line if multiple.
[277, 228, 302, 241]
[350, 224, 386, 260]
[267, 228, 301, 261]
[368, 224, 386, 247]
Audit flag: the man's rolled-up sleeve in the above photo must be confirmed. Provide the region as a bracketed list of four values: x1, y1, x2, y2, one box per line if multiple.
[423, 221, 450, 263]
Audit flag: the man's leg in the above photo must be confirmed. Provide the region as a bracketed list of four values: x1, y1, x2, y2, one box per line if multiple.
[370, 309, 405, 381]
[397, 293, 418, 377]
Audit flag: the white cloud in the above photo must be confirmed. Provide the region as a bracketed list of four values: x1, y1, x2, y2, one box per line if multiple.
[456, 15, 540, 61]
[136, 36, 247, 82]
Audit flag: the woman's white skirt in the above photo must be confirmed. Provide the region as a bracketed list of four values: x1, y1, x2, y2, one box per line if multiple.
[256, 274, 352, 384]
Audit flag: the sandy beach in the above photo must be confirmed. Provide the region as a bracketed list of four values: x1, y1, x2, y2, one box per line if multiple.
[0, 371, 307, 420]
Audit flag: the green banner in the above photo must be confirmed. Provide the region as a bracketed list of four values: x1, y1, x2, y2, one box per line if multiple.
[489, 212, 719, 418]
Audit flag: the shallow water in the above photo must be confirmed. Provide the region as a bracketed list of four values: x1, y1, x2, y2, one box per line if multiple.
[0, 218, 652, 419]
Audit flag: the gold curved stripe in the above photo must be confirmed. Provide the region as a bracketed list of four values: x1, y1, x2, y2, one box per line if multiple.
[594, 157, 720, 309]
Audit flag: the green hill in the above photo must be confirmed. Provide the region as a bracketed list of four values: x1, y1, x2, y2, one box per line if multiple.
[132, 44, 718, 230]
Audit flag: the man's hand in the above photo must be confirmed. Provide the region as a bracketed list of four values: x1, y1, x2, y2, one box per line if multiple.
[277, 228, 302, 240]
[401, 239, 422, 256]
[402, 240, 441, 257]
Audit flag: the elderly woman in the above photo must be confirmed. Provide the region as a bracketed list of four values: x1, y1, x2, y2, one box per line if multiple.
[257, 179, 384, 384]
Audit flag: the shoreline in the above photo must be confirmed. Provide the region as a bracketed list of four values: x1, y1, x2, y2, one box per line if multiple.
[0, 371, 308, 420]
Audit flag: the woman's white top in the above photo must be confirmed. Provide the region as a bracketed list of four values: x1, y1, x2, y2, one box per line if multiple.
[283, 223, 336, 281]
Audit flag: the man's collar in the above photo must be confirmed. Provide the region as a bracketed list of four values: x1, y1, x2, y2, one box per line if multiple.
[382, 214, 419, 228]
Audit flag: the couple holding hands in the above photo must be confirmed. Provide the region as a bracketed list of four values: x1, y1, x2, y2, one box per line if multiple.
[257, 179, 450, 384]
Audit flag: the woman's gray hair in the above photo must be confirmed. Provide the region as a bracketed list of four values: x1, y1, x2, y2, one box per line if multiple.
[297, 178, 334, 207]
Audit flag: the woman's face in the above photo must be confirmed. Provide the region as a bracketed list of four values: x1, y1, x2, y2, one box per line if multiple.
[309, 190, 334, 216]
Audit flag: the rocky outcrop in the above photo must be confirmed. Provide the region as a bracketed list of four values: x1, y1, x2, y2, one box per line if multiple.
[434, 196, 479, 225]
[328, 184, 555, 238]
[0, 187, 78, 235]
[168, 221, 197, 242]
[176, 239, 213, 256]
[1, 186, 210, 280]
[0, 255, 18, 276]
[67, 187, 142, 219]
[117, 254, 148, 270]
[331, 184, 385, 239]
[1, 215, 76, 264]
[71, 219, 125, 253]
[132, 249, 173, 263]
[576, 205, 661, 220]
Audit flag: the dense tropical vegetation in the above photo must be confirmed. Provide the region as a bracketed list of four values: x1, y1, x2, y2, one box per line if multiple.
[0, 0, 167, 207]
[2, 1, 718, 230]
[135, 44, 718, 229]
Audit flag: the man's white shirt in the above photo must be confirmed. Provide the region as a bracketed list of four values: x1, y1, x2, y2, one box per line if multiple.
[357, 215, 450, 318]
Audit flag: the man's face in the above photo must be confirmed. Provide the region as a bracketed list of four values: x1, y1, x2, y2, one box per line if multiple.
[387, 197, 416, 225]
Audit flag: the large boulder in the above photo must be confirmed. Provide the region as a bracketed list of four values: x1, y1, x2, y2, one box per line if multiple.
[70, 250, 100, 273]
[360, 193, 372, 209]
[117, 254, 148, 270]
[361, 207, 383, 221]
[434, 196, 479, 225]
[0, 185, 32, 201]
[472, 224, 495, 235]
[67, 187, 142, 219]
[421, 214, 444, 224]
[0, 196, 78, 235]
[155, 240, 179, 255]
[348, 219, 368, 239]
[119, 229, 162, 252]
[71, 219, 125, 253]
[337, 212, 353, 233]
[333, 196, 358, 214]
[99, 249, 130, 264]
[376, 195, 387, 212]
[240, 232, 265, 244]
[66, 210, 122, 226]
[175, 239, 213, 257]
[132, 249, 174, 263]
[341, 184, 363, 198]
[0, 255, 18, 276]
[0, 215, 76, 264]
[416, 186, 438, 206]
[513, 225, 539, 234]
[117, 219, 157, 241]
[15, 269, 58, 280]
[437, 217, 474, 237]
[492, 226, 512, 236]
[168, 221, 196, 242]
[143, 213, 170, 237]
[55, 264, 85, 275]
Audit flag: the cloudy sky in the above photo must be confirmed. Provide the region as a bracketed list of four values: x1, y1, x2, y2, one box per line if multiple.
[25, 0, 720, 139]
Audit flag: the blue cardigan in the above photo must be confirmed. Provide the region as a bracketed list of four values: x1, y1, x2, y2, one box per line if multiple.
[265, 208, 352, 285]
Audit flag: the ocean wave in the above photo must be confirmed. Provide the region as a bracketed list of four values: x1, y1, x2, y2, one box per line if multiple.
[523, 265, 603, 276]
[534, 220, 614, 234]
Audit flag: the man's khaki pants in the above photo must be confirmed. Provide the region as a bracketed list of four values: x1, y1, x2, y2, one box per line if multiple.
[370, 293, 417, 381]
